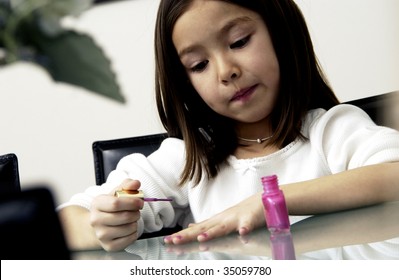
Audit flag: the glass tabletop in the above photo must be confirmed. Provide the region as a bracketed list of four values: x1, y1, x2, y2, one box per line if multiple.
[72, 201, 399, 260]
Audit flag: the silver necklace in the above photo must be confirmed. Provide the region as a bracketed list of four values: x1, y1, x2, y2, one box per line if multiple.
[237, 135, 273, 144]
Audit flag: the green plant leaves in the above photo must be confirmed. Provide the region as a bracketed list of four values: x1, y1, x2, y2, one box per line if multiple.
[1, 1, 125, 103]
[32, 29, 125, 103]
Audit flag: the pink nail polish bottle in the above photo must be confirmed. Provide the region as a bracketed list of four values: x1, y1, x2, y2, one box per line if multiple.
[261, 175, 290, 233]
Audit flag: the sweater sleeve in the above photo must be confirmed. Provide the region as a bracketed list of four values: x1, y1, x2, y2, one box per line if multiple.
[114, 137, 190, 236]
[308, 104, 399, 174]
[57, 137, 190, 236]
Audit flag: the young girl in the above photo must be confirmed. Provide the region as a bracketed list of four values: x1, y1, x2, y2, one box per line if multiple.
[58, 0, 399, 252]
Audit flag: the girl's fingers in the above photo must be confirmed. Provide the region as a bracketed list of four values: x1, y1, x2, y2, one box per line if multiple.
[118, 179, 141, 191]
[165, 213, 260, 244]
[92, 210, 141, 227]
[92, 194, 144, 212]
[98, 225, 139, 252]
[196, 221, 236, 242]
[164, 219, 232, 244]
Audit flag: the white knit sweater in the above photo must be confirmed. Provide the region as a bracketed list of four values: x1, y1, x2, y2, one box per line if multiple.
[58, 104, 399, 236]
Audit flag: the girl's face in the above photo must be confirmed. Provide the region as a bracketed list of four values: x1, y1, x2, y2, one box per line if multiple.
[172, 0, 280, 127]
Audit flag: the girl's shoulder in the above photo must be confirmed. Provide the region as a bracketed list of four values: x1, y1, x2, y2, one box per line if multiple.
[303, 104, 376, 137]
[159, 136, 185, 150]
[149, 136, 186, 160]
[303, 104, 399, 171]
[307, 103, 374, 123]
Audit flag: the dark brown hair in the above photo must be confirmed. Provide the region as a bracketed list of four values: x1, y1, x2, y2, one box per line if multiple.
[154, 0, 339, 185]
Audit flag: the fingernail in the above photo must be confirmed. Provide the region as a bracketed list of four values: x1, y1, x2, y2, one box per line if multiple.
[163, 236, 172, 243]
[198, 232, 208, 242]
[239, 227, 249, 235]
[173, 235, 183, 240]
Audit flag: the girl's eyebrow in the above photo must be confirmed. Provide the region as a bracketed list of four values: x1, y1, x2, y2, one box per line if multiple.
[177, 16, 253, 58]
[219, 16, 253, 37]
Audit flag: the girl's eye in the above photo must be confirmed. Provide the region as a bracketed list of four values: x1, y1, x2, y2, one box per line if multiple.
[190, 60, 209, 73]
[230, 35, 251, 49]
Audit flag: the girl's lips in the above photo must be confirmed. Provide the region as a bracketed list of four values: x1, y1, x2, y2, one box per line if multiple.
[231, 85, 258, 101]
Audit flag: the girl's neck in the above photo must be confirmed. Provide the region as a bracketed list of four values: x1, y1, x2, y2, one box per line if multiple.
[234, 142, 279, 159]
[235, 119, 273, 143]
[234, 118, 277, 159]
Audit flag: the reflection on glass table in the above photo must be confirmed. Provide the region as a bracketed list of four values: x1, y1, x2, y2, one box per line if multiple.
[72, 201, 399, 260]
[269, 231, 296, 260]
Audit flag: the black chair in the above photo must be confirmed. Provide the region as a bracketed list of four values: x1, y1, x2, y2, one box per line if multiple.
[0, 154, 70, 259]
[0, 153, 21, 195]
[345, 90, 399, 128]
[92, 133, 168, 185]
[0, 187, 71, 259]
[92, 132, 181, 238]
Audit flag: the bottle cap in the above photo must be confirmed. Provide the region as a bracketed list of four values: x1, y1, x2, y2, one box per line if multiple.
[115, 189, 144, 198]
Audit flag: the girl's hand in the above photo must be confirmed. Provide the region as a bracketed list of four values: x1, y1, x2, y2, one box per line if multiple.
[90, 179, 144, 251]
[163, 193, 265, 245]
[165, 227, 270, 256]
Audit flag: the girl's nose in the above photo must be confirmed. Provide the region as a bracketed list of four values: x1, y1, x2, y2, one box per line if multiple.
[217, 56, 241, 84]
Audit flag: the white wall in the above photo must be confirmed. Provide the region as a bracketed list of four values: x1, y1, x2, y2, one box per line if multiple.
[1, 0, 398, 205]
[297, 0, 399, 100]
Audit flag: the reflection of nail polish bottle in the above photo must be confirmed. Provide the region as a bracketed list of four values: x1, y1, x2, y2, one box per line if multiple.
[261, 175, 290, 233]
[270, 231, 296, 260]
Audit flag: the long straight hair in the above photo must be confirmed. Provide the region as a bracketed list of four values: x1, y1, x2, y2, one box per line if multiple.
[154, 0, 340, 185]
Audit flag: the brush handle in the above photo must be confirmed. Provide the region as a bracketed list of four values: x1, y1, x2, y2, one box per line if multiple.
[143, 198, 173, 202]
